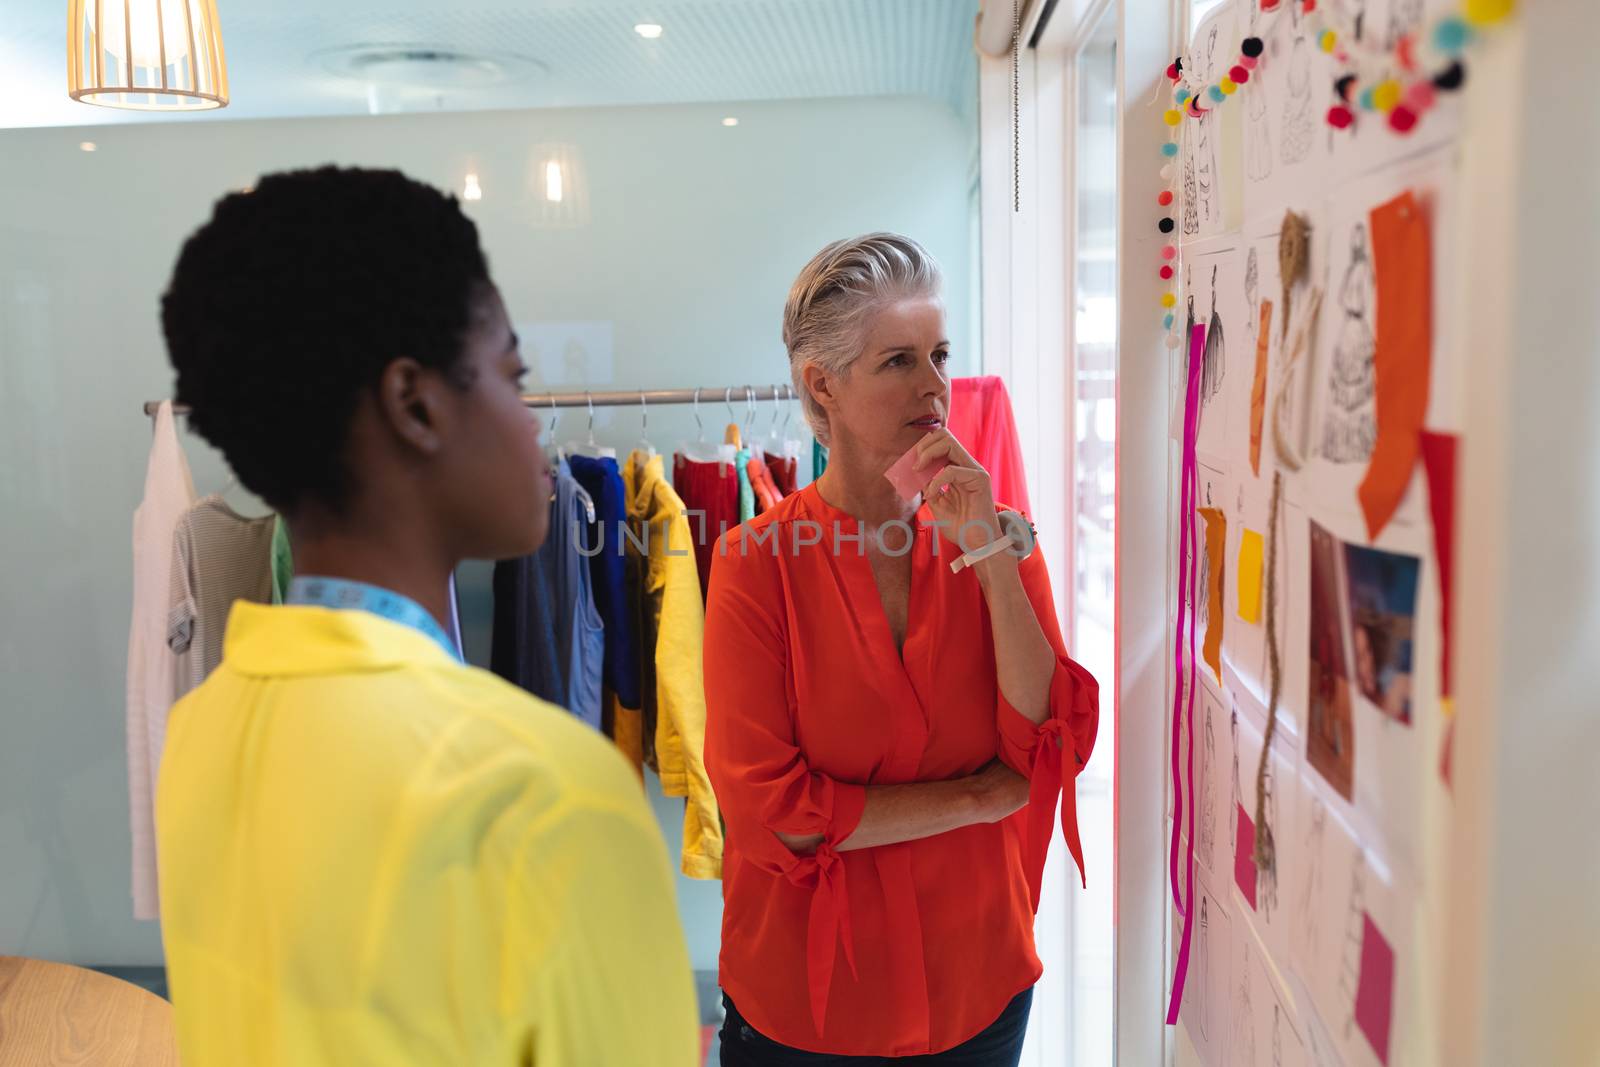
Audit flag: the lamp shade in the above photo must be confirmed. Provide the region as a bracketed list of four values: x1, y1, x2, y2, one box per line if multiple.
[68, 0, 229, 111]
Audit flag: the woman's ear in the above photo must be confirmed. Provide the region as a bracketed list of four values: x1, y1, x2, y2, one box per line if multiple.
[374, 357, 446, 456]
[802, 362, 836, 417]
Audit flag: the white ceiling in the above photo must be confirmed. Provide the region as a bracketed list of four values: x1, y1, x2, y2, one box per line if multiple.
[0, 0, 981, 130]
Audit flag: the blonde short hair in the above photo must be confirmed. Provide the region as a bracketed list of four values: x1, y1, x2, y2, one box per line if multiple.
[782, 232, 942, 445]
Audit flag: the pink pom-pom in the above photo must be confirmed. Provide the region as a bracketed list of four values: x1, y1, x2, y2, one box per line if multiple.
[1403, 81, 1436, 112]
[1240, 55, 1258, 70]
[1162, 245, 1178, 261]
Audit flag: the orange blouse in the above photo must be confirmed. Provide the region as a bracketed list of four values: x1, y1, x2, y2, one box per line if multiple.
[703, 482, 1099, 1056]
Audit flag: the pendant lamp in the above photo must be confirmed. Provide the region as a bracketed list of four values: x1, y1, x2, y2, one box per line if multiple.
[68, 0, 229, 111]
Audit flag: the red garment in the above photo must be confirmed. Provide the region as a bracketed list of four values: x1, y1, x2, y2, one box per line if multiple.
[674, 454, 740, 601]
[764, 453, 799, 496]
[747, 456, 783, 514]
[703, 483, 1098, 1056]
[947, 376, 1032, 517]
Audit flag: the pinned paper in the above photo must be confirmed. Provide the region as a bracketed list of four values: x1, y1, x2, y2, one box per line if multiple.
[1198, 506, 1227, 686]
[1234, 803, 1258, 910]
[1249, 300, 1273, 476]
[1355, 913, 1396, 1065]
[884, 443, 949, 500]
[1358, 190, 1432, 540]
[1237, 529, 1265, 624]
[1419, 431, 1458, 703]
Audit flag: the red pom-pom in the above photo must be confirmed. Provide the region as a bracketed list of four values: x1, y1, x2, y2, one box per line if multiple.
[1167, 62, 1180, 81]
[1327, 104, 1355, 129]
[1388, 105, 1419, 133]
[1161, 265, 1175, 280]
[1230, 65, 1250, 84]
[1158, 190, 1174, 206]
[1302, 0, 1316, 12]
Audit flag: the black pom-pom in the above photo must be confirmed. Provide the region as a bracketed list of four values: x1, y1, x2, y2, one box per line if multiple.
[1159, 217, 1176, 233]
[1174, 56, 1184, 73]
[1241, 37, 1264, 58]
[1432, 61, 1466, 92]
[1335, 74, 1357, 102]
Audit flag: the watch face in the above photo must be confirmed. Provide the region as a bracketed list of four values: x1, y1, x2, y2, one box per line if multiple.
[1001, 510, 1037, 559]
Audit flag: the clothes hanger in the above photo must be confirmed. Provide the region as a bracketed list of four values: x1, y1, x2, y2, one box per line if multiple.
[677, 387, 725, 463]
[723, 386, 742, 449]
[568, 391, 617, 459]
[547, 394, 565, 464]
[780, 384, 803, 460]
[636, 390, 657, 460]
[743, 386, 763, 460]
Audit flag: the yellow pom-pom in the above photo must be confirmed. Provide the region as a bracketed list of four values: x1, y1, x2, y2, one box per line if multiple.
[1319, 29, 1338, 52]
[1463, 0, 1514, 25]
[1372, 79, 1403, 113]
[1161, 292, 1177, 309]
[1164, 109, 1183, 126]
[1219, 77, 1238, 95]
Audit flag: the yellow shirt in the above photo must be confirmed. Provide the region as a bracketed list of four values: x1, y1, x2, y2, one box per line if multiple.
[156, 601, 700, 1066]
[624, 450, 723, 880]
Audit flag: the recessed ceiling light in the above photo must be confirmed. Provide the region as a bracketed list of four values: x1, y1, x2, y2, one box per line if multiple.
[721, 117, 739, 127]
[634, 23, 664, 39]
[79, 141, 97, 152]
[463, 173, 483, 201]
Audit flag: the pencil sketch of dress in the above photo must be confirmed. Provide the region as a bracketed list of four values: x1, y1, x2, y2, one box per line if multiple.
[1388, 0, 1425, 50]
[1201, 699, 1218, 867]
[1246, 3, 1273, 181]
[1320, 222, 1377, 464]
[1281, 6, 1314, 165]
[1196, 25, 1221, 230]
[1296, 799, 1327, 964]
[1183, 115, 1201, 236]
[1202, 265, 1226, 404]
[1233, 939, 1257, 1067]
[1198, 896, 1212, 1039]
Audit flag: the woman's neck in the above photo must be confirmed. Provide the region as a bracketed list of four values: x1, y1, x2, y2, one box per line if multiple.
[286, 510, 457, 630]
[814, 441, 920, 529]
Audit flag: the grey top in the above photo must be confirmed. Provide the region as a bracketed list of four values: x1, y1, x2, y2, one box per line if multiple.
[167, 495, 277, 697]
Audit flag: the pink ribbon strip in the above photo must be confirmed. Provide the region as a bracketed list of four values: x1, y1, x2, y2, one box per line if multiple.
[1167, 323, 1207, 1025]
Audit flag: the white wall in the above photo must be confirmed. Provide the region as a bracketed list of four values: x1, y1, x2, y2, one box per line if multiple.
[0, 94, 977, 968]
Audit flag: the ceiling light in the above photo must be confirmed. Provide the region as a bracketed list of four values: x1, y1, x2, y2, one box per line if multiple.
[463, 173, 483, 201]
[721, 117, 739, 127]
[68, 0, 230, 111]
[634, 23, 664, 39]
[79, 141, 97, 151]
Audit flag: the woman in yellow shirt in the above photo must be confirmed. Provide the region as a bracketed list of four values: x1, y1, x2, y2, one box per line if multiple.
[155, 165, 700, 1066]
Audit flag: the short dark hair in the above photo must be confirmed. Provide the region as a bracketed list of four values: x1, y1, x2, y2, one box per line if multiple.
[161, 165, 491, 514]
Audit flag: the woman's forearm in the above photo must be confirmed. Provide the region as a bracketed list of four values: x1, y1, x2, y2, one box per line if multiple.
[974, 553, 1057, 725]
[775, 762, 1028, 854]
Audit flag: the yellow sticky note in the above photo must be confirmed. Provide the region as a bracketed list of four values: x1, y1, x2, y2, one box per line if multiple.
[1237, 529, 1265, 624]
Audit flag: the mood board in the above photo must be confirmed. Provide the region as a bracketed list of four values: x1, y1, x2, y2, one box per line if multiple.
[1156, 1, 1508, 1064]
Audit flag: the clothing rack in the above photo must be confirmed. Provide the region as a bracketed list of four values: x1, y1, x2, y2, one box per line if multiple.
[142, 385, 798, 418]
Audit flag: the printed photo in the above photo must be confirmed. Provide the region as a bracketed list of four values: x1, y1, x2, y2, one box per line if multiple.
[1343, 543, 1421, 724]
[1307, 520, 1354, 800]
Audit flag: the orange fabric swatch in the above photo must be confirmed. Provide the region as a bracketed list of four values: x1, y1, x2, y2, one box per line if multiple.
[1359, 190, 1432, 540]
[1199, 506, 1227, 686]
[1249, 300, 1274, 476]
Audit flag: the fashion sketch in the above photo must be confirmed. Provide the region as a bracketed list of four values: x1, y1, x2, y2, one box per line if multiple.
[1388, 0, 1426, 50]
[1233, 939, 1258, 1067]
[1296, 798, 1328, 965]
[1320, 222, 1378, 464]
[1201, 698, 1218, 869]
[1281, 4, 1315, 165]
[1183, 112, 1200, 235]
[1246, 2, 1273, 181]
[1203, 265, 1227, 404]
[1196, 24, 1221, 230]
[1198, 895, 1212, 1040]
[1339, 857, 1369, 1040]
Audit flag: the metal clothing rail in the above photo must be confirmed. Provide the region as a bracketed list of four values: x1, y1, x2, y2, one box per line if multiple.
[143, 385, 798, 418]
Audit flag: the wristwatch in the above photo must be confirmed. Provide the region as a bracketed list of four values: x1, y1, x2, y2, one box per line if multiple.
[950, 509, 1037, 573]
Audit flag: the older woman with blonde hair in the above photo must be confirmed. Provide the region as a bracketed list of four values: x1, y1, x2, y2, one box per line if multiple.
[703, 233, 1100, 1065]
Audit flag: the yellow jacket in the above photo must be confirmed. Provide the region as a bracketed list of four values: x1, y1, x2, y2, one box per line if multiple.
[623, 451, 724, 880]
[156, 600, 700, 1066]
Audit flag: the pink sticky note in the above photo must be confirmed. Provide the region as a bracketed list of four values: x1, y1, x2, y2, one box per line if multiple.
[1356, 913, 1396, 1065]
[1234, 803, 1258, 910]
[885, 443, 949, 500]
